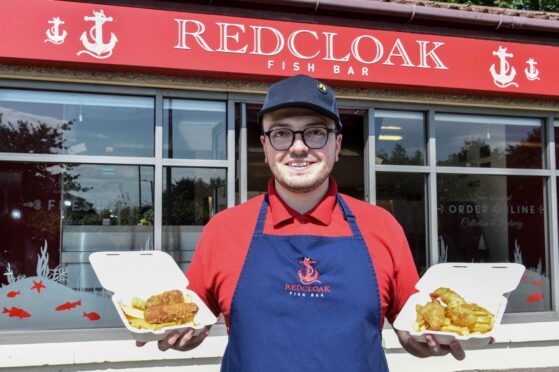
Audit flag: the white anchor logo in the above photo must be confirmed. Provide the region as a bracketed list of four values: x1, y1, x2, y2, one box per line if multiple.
[44, 17, 67, 45]
[525, 58, 540, 81]
[77, 9, 118, 59]
[489, 46, 519, 88]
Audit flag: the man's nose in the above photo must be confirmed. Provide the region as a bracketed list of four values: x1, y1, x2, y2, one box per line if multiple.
[289, 132, 309, 152]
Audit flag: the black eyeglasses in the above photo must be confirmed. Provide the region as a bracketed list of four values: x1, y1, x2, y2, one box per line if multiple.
[263, 127, 339, 151]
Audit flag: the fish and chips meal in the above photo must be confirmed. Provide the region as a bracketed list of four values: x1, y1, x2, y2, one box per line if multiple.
[414, 287, 495, 336]
[119, 289, 199, 330]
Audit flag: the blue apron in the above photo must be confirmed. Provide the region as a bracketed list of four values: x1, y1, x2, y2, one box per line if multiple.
[221, 194, 388, 372]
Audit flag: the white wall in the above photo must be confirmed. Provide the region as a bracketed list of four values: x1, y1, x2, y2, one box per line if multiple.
[2, 322, 559, 371]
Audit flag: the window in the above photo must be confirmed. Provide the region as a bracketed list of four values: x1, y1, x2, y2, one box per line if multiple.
[437, 174, 549, 312]
[375, 110, 426, 165]
[162, 167, 227, 271]
[434, 114, 550, 313]
[0, 162, 153, 330]
[0, 85, 233, 332]
[163, 99, 226, 160]
[0, 90, 154, 157]
[436, 114, 543, 169]
[376, 172, 427, 274]
[374, 110, 427, 275]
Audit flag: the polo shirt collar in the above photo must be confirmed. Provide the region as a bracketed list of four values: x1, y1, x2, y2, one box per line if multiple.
[267, 177, 338, 227]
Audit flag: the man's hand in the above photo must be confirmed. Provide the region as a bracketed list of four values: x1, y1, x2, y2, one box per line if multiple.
[396, 330, 466, 360]
[136, 326, 211, 352]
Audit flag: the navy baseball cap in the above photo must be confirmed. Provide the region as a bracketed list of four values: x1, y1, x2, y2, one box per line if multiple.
[258, 74, 342, 129]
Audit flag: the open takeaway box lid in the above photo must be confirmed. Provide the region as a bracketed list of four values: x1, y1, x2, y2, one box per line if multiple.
[89, 251, 217, 342]
[393, 263, 525, 348]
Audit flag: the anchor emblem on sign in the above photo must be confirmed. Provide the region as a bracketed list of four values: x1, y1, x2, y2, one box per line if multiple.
[77, 9, 118, 59]
[525, 58, 540, 81]
[489, 46, 519, 88]
[44, 17, 67, 44]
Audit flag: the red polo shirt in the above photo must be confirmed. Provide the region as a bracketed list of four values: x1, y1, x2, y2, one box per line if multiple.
[186, 177, 419, 330]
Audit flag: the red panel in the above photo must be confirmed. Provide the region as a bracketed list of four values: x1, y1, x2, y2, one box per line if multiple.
[0, 0, 556, 97]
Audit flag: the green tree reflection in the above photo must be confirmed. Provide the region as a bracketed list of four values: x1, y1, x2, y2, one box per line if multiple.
[163, 177, 226, 225]
[377, 143, 423, 165]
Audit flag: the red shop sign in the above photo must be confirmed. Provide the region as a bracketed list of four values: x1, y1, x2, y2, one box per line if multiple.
[1, 0, 557, 97]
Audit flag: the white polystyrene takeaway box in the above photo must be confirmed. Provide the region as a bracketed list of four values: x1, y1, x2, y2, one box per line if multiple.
[393, 263, 525, 348]
[89, 251, 217, 342]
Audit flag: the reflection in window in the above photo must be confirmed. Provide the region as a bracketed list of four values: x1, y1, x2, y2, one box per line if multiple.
[376, 172, 427, 274]
[61, 164, 154, 253]
[162, 167, 227, 270]
[333, 109, 365, 200]
[0, 162, 147, 331]
[246, 104, 270, 199]
[163, 99, 226, 160]
[0, 90, 154, 157]
[437, 174, 549, 312]
[375, 111, 425, 165]
[436, 114, 543, 169]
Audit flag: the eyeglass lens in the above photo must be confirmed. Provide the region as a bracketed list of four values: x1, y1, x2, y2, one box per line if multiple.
[269, 127, 330, 150]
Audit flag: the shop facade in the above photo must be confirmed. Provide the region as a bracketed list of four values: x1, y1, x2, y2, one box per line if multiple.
[1, 0, 559, 370]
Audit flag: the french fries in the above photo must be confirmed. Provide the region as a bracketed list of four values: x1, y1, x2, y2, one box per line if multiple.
[120, 290, 199, 331]
[413, 287, 495, 337]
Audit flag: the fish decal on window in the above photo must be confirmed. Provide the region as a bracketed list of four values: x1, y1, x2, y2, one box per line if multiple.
[3, 306, 31, 319]
[6, 291, 21, 298]
[55, 300, 82, 311]
[83, 311, 101, 321]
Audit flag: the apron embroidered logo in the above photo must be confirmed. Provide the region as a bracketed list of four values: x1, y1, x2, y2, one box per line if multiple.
[284, 257, 331, 298]
[297, 257, 320, 285]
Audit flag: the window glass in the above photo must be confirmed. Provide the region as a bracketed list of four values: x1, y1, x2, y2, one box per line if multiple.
[376, 172, 427, 274]
[0, 90, 154, 156]
[163, 99, 226, 160]
[0, 162, 152, 330]
[333, 109, 366, 200]
[375, 110, 425, 165]
[437, 174, 549, 312]
[162, 167, 227, 271]
[246, 104, 269, 198]
[436, 114, 543, 169]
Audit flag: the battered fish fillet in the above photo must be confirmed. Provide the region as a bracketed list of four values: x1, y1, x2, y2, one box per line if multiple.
[430, 287, 466, 308]
[145, 289, 184, 308]
[417, 300, 446, 330]
[446, 303, 494, 331]
[144, 302, 199, 324]
[446, 304, 477, 329]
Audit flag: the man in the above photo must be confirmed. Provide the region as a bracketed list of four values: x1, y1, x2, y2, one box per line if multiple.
[138, 74, 465, 370]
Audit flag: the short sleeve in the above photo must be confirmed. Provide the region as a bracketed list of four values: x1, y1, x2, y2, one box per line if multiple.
[385, 223, 419, 324]
[185, 223, 222, 318]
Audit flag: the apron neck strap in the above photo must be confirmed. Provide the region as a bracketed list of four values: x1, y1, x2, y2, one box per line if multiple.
[254, 194, 270, 236]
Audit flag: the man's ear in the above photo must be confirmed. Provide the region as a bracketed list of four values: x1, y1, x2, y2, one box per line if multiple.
[335, 134, 343, 162]
[260, 135, 268, 163]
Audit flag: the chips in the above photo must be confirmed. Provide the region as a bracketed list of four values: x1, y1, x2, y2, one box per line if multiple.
[413, 287, 495, 337]
[120, 290, 198, 331]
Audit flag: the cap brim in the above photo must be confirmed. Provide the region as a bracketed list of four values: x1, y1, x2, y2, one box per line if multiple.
[258, 101, 341, 127]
